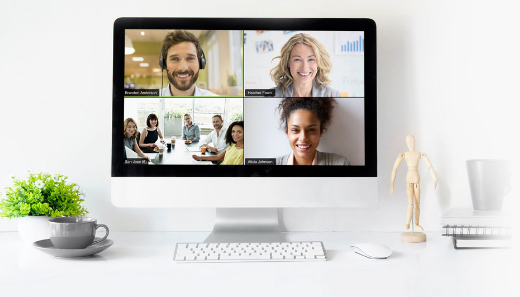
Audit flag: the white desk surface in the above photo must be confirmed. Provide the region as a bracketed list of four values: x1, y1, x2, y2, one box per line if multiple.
[0, 231, 515, 297]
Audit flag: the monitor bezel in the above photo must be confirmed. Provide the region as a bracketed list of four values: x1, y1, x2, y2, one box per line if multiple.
[112, 17, 377, 178]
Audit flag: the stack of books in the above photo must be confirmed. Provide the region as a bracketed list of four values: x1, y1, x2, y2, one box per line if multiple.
[441, 209, 512, 249]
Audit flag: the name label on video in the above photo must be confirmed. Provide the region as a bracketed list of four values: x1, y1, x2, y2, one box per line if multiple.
[245, 89, 275, 97]
[124, 89, 159, 97]
[125, 159, 148, 165]
[245, 158, 276, 165]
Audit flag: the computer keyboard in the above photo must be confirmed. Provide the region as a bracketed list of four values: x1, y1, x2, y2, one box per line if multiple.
[174, 241, 327, 262]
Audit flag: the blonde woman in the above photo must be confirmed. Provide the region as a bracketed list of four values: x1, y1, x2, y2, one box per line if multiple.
[270, 33, 341, 97]
[123, 118, 151, 162]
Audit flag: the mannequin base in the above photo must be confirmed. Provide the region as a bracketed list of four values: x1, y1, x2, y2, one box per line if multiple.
[401, 232, 426, 243]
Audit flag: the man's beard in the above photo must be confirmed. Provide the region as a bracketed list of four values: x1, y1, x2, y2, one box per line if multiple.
[167, 69, 199, 91]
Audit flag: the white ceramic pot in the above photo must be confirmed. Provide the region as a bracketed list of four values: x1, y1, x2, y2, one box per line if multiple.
[18, 216, 51, 244]
[229, 86, 239, 96]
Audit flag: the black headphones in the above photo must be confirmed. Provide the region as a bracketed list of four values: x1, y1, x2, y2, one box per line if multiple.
[159, 46, 206, 71]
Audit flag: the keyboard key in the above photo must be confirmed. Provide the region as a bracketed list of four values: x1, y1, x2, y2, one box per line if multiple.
[313, 249, 325, 256]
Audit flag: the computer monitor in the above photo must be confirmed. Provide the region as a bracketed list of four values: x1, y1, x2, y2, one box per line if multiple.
[112, 18, 377, 242]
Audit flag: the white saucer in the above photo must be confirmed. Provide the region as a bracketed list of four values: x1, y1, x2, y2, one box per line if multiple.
[32, 237, 114, 258]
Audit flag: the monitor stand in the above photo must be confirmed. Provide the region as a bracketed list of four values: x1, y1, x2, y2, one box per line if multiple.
[203, 208, 287, 243]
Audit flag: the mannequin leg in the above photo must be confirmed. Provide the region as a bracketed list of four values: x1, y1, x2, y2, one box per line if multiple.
[413, 184, 423, 231]
[405, 183, 414, 229]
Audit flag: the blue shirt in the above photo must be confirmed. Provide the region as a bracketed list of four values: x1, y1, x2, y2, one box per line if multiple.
[182, 124, 200, 141]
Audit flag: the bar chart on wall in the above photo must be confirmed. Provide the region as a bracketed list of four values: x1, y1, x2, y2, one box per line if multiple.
[335, 32, 365, 55]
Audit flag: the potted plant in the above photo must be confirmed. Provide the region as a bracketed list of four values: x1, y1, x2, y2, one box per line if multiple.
[164, 109, 184, 137]
[228, 111, 244, 123]
[0, 171, 88, 244]
[227, 72, 239, 96]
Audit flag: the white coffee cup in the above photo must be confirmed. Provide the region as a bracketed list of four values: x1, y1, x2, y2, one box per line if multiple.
[467, 159, 511, 210]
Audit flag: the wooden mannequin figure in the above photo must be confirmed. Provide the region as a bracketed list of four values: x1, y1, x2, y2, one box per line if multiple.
[390, 135, 438, 243]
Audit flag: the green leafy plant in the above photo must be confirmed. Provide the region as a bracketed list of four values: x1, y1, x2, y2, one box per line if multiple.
[164, 109, 184, 119]
[227, 72, 237, 87]
[228, 111, 243, 123]
[0, 171, 88, 219]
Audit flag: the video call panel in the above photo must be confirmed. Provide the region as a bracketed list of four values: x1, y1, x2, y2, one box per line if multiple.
[244, 98, 365, 166]
[124, 29, 243, 97]
[243, 30, 364, 98]
[122, 29, 365, 166]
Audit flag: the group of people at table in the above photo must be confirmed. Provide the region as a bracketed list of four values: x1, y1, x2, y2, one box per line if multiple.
[123, 113, 244, 165]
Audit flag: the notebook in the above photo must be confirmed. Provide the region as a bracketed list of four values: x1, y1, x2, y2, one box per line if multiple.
[443, 225, 512, 249]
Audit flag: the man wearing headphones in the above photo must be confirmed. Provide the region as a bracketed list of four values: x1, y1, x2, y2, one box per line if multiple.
[159, 30, 218, 96]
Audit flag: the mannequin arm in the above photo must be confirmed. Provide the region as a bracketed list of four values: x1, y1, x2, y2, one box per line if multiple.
[421, 153, 438, 189]
[390, 153, 404, 194]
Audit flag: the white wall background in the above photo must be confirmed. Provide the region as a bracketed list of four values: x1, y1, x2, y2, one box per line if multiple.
[0, 0, 518, 232]
[244, 98, 365, 165]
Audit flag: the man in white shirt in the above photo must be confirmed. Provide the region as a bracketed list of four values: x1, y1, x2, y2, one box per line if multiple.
[201, 115, 228, 153]
[159, 30, 218, 97]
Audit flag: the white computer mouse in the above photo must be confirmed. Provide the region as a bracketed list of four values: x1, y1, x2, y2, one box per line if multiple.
[350, 243, 392, 259]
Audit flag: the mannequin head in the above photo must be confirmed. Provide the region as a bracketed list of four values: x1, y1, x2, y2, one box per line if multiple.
[406, 134, 415, 151]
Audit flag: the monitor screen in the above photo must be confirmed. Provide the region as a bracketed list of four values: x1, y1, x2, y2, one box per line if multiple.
[112, 18, 376, 180]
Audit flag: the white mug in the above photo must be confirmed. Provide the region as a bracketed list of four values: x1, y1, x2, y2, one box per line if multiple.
[467, 159, 511, 210]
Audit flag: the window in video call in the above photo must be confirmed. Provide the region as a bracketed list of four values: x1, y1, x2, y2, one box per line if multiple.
[121, 28, 367, 170]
